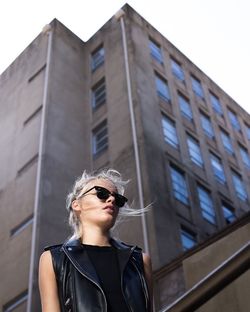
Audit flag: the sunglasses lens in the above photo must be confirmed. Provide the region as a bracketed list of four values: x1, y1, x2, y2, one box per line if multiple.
[96, 188, 110, 200]
[115, 194, 127, 207]
[95, 186, 127, 207]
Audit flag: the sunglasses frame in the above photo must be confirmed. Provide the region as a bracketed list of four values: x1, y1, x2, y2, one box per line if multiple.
[78, 185, 128, 208]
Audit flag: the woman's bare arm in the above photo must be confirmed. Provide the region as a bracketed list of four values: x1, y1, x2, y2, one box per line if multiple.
[39, 251, 60, 312]
[143, 253, 153, 312]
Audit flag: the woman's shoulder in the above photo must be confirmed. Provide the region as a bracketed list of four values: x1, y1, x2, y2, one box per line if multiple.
[44, 243, 63, 252]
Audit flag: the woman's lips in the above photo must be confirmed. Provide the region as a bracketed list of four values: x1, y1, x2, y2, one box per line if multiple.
[104, 205, 115, 213]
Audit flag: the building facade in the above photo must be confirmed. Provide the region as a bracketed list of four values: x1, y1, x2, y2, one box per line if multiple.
[0, 4, 249, 311]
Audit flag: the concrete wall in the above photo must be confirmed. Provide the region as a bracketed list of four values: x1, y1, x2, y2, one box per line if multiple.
[0, 30, 48, 310]
[30, 20, 88, 310]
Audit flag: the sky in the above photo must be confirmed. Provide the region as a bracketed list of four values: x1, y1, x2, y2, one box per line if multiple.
[0, 0, 249, 113]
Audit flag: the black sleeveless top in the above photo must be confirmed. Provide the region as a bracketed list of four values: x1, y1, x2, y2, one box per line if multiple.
[83, 244, 129, 312]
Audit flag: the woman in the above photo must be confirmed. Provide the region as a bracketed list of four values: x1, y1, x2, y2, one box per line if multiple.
[39, 169, 153, 311]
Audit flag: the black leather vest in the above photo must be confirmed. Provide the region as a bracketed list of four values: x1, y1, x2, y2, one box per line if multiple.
[45, 238, 150, 312]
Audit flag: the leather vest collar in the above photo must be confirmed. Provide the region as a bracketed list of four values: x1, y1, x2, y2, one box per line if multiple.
[62, 238, 136, 287]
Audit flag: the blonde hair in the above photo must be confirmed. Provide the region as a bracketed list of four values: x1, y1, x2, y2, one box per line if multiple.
[66, 168, 146, 239]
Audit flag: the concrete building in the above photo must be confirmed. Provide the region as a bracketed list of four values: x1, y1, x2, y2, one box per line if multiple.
[0, 4, 249, 311]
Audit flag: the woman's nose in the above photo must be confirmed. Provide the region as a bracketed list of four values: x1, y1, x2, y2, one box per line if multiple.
[107, 194, 115, 204]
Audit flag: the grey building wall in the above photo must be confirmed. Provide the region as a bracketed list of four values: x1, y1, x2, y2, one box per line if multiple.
[30, 20, 90, 310]
[0, 30, 48, 310]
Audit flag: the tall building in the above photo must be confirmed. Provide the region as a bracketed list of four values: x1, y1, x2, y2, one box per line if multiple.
[0, 4, 249, 311]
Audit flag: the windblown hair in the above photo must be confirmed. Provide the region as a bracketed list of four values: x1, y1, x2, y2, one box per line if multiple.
[66, 168, 147, 239]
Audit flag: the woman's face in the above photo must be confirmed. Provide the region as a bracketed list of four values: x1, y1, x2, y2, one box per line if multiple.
[72, 179, 120, 230]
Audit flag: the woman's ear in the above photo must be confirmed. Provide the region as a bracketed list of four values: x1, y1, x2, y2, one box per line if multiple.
[71, 200, 81, 212]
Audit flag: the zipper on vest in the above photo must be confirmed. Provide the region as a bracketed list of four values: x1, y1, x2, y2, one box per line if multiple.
[64, 248, 108, 312]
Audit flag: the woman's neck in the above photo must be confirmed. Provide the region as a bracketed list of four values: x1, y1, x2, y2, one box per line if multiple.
[81, 226, 111, 246]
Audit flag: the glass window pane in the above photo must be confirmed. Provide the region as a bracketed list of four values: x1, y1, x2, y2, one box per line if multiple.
[149, 39, 163, 63]
[93, 121, 108, 155]
[179, 94, 192, 121]
[92, 79, 106, 109]
[245, 125, 250, 140]
[239, 145, 250, 168]
[180, 228, 196, 251]
[91, 46, 104, 71]
[170, 166, 189, 205]
[210, 153, 226, 184]
[222, 203, 236, 224]
[191, 76, 204, 99]
[210, 93, 223, 115]
[155, 74, 170, 102]
[228, 110, 241, 131]
[171, 58, 184, 81]
[232, 171, 247, 201]
[187, 135, 203, 167]
[220, 130, 234, 155]
[197, 186, 216, 224]
[200, 113, 214, 138]
[162, 115, 178, 148]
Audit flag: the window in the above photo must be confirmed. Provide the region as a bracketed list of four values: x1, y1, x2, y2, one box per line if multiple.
[210, 153, 226, 184]
[3, 290, 28, 312]
[200, 113, 214, 138]
[92, 79, 106, 109]
[180, 227, 196, 251]
[155, 74, 171, 102]
[23, 105, 42, 126]
[232, 170, 247, 201]
[170, 165, 189, 205]
[17, 154, 38, 177]
[239, 145, 250, 168]
[245, 124, 250, 140]
[187, 135, 203, 167]
[149, 38, 163, 63]
[222, 203, 236, 224]
[161, 115, 178, 148]
[10, 215, 34, 237]
[228, 110, 241, 131]
[178, 94, 193, 121]
[210, 93, 223, 116]
[191, 76, 204, 99]
[92, 120, 108, 155]
[91, 45, 104, 71]
[220, 129, 234, 155]
[197, 185, 216, 224]
[171, 58, 184, 81]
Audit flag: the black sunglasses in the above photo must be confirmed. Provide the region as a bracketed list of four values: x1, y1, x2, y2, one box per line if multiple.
[79, 186, 128, 208]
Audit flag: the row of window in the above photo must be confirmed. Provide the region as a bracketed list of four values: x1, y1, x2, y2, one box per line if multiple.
[91, 43, 250, 153]
[149, 38, 250, 138]
[92, 116, 247, 210]
[90, 42, 250, 161]
[90, 40, 250, 142]
[170, 163, 237, 225]
[154, 70, 250, 137]
[171, 164, 237, 251]
[162, 113, 249, 201]
[91, 72, 250, 172]
[180, 197, 236, 251]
